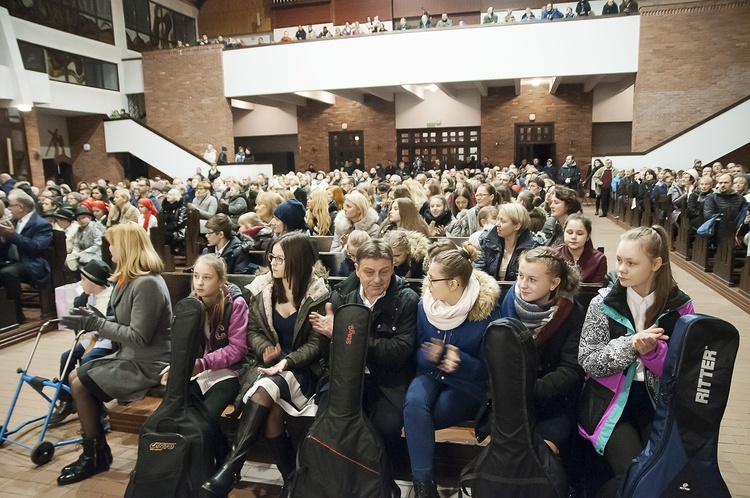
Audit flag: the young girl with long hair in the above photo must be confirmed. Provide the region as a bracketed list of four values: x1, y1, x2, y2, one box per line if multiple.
[306, 188, 335, 236]
[578, 226, 694, 495]
[379, 197, 430, 237]
[556, 213, 608, 285]
[203, 232, 329, 496]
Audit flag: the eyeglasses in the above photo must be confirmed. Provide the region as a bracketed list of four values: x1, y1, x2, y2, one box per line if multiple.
[427, 275, 453, 285]
[205, 230, 216, 236]
[268, 254, 286, 265]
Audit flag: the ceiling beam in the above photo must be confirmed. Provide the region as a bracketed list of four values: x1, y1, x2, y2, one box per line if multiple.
[435, 83, 457, 100]
[294, 91, 336, 105]
[402, 84, 425, 100]
[514, 79, 521, 96]
[364, 87, 394, 102]
[230, 99, 255, 111]
[584, 75, 604, 93]
[474, 81, 488, 97]
[329, 89, 366, 104]
[263, 93, 308, 106]
[549, 76, 561, 94]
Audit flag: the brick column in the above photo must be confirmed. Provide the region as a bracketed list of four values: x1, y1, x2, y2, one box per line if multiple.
[22, 108, 45, 187]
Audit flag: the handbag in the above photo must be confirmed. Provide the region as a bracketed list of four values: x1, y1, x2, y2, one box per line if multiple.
[697, 214, 721, 237]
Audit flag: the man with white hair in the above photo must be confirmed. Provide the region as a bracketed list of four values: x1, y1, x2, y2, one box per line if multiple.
[0, 189, 53, 324]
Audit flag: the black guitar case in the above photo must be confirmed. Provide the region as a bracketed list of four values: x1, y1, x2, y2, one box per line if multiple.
[619, 314, 739, 497]
[460, 318, 568, 498]
[290, 304, 399, 498]
[125, 297, 223, 498]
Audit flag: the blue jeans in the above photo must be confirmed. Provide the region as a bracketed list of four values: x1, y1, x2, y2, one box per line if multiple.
[403, 375, 482, 481]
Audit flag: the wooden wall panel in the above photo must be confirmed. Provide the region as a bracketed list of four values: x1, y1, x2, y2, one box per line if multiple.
[333, 0, 392, 23]
[198, 0, 270, 37]
[272, 3, 333, 28]
[393, 0, 480, 18]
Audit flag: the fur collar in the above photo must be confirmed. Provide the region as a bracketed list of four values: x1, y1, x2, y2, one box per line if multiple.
[334, 207, 379, 234]
[421, 268, 500, 322]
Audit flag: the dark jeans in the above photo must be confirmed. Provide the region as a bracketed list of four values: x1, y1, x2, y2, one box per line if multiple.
[600, 189, 612, 216]
[190, 376, 241, 421]
[0, 261, 28, 319]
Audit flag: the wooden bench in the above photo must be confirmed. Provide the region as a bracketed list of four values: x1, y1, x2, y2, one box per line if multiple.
[21, 229, 64, 318]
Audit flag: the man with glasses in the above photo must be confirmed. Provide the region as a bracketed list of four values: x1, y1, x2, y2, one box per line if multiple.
[310, 239, 418, 459]
[0, 189, 53, 324]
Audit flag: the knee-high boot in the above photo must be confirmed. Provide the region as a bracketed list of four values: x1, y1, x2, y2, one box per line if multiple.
[202, 401, 271, 495]
[267, 433, 296, 497]
[57, 436, 111, 485]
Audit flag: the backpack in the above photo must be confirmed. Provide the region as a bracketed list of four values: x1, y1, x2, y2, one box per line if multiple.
[619, 314, 739, 497]
[125, 298, 222, 498]
[460, 318, 568, 498]
[290, 304, 399, 498]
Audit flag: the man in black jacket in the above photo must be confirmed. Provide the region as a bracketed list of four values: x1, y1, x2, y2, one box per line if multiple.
[704, 173, 746, 237]
[310, 239, 418, 455]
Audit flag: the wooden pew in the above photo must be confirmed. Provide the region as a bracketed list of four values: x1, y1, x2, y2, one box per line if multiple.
[149, 211, 167, 263]
[184, 209, 201, 268]
[674, 209, 692, 260]
[739, 257, 750, 298]
[312, 235, 333, 252]
[712, 218, 741, 286]
[691, 233, 712, 272]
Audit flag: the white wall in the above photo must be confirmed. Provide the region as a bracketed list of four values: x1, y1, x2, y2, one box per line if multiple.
[36, 112, 71, 159]
[606, 98, 750, 171]
[37, 81, 125, 114]
[593, 83, 634, 123]
[224, 15, 639, 97]
[395, 88, 481, 129]
[232, 102, 298, 137]
[121, 59, 144, 94]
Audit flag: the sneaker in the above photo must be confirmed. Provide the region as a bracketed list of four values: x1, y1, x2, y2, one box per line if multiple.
[48, 399, 76, 426]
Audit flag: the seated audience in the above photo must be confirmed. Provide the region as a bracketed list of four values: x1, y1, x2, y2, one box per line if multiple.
[555, 213, 607, 285]
[516, 190, 547, 233]
[331, 191, 380, 252]
[475, 203, 537, 281]
[107, 188, 139, 227]
[541, 186, 582, 246]
[686, 176, 713, 231]
[379, 198, 430, 237]
[542, 3, 564, 19]
[384, 229, 429, 279]
[602, 0, 619, 14]
[337, 229, 371, 277]
[449, 184, 497, 237]
[137, 198, 158, 234]
[423, 194, 454, 236]
[189, 181, 219, 234]
[69, 207, 105, 269]
[306, 189, 335, 236]
[620, 0, 639, 14]
[203, 214, 256, 275]
[483, 6, 499, 23]
[162, 188, 188, 247]
[270, 198, 309, 238]
[468, 205, 499, 249]
[0, 189, 54, 323]
[403, 242, 501, 496]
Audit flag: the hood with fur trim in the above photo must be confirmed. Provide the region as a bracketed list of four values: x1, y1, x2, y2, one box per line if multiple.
[402, 229, 431, 270]
[421, 268, 500, 322]
[334, 206, 380, 235]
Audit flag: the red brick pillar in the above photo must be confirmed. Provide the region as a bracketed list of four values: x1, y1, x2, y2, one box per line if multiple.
[21, 108, 45, 187]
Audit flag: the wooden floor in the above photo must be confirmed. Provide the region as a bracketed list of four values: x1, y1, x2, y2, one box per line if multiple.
[1, 203, 749, 497]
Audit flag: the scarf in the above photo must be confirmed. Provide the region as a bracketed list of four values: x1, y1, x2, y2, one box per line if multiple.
[424, 208, 453, 228]
[422, 275, 480, 330]
[138, 198, 158, 230]
[514, 291, 557, 338]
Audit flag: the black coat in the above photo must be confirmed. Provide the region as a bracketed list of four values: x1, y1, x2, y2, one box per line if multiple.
[331, 274, 418, 410]
[475, 227, 537, 281]
[203, 236, 257, 275]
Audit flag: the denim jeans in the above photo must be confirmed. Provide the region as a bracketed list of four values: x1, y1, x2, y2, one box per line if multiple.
[403, 374, 482, 481]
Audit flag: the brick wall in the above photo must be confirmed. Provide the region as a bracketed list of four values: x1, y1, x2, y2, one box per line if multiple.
[297, 96, 396, 171]
[141, 45, 234, 160]
[67, 115, 124, 184]
[632, 0, 750, 151]
[21, 108, 44, 186]
[481, 84, 593, 170]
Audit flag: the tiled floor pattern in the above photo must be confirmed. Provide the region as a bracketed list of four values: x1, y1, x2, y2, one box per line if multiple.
[0, 205, 748, 497]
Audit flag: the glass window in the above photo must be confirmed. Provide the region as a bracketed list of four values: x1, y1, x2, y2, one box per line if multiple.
[18, 41, 46, 73]
[102, 62, 119, 90]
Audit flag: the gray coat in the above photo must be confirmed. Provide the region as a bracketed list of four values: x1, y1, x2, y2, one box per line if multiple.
[83, 273, 172, 402]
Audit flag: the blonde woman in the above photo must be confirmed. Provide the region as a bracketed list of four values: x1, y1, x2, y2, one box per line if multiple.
[254, 191, 283, 225]
[106, 188, 138, 227]
[59, 223, 171, 485]
[331, 190, 380, 252]
[306, 189, 335, 236]
[404, 178, 429, 212]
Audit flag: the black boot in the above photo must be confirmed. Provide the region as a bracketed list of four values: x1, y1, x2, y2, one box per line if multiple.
[413, 480, 438, 498]
[202, 401, 271, 495]
[267, 433, 296, 498]
[57, 437, 111, 485]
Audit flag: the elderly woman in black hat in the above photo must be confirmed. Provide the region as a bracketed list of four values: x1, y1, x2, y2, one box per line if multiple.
[49, 259, 115, 426]
[69, 206, 106, 270]
[45, 207, 79, 256]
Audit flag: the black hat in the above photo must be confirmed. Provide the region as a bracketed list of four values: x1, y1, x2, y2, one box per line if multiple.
[52, 208, 75, 222]
[273, 199, 308, 232]
[74, 206, 94, 220]
[80, 259, 112, 287]
[221, 146, 227, 151]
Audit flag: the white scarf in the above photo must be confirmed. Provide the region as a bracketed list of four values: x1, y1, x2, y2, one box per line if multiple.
[423, 275, 481, 330]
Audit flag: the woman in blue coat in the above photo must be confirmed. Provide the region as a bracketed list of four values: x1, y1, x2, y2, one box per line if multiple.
[403, 241, 502, 498]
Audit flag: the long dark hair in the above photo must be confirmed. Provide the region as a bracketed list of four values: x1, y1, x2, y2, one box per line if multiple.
[271, 232, 317, 308]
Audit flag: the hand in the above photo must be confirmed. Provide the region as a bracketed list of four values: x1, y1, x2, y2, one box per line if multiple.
[421, 338, 444, 364]
[309, 303, 334, 338]
[187, 203, 194, 209]
[258, 359, 287, 376]
[192, 360, 201, 377]
[0, 221, 13, 237]
[340, 233, 349, 246]
[159, 365, 170, 386]
[565, 178, 571, 184]
[632, 325, 668, 355]
[263, 343, 281, 364]
[438, 344, 461, 374]
[61, 313, 104, 332]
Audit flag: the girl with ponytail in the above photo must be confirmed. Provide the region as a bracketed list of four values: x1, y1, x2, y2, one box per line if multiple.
[499, 246, 586, 455]
[578, 226, 694, 496]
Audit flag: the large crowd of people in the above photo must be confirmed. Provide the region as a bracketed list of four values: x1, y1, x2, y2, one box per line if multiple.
[0, 152, 745, 496]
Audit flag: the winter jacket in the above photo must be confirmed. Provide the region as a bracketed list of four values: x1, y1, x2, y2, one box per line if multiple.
[162, 198, 188, 237]
[686, 189, 710, 230]
[540, 216, 564, 247]
[558, 162, 581, 186]
[555, 240, 607, 285]
[448, 205, 481, 237]
[500, 283, 585, 407]
[237, 271, 330, 404]
[72, 221, 106, 265]
[331, 207, 380, 252]
[198, 283, 249, 374]
[331, 274, 419, 411]
[203, 235, 257, 275]
[415, 269, 502, 403]
[704, 191, 745, 224]
[669, 183, 687, 224]
[578, 282, 693, 454]
[475, 227, 537, 281]
[225, 194, 248, 224]
[192, 193, 218, 233]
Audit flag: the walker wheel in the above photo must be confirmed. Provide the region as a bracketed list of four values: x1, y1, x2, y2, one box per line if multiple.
[30, 441, 55, 465]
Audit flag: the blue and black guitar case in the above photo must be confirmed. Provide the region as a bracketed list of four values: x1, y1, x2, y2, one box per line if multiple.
[620, 314, 739, 497]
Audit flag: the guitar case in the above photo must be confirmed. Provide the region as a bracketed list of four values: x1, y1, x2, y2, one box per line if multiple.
[125, 297, 223, 498]
[459, 318, 568, 498]
[290, 303, 399, 498]
[619, 314, 739, 498]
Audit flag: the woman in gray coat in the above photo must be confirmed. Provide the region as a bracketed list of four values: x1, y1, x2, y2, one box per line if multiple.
[59, 222, 171, 485]
[189, 180, 219, 233]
